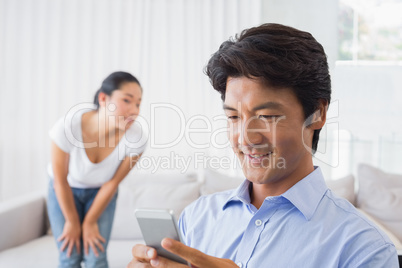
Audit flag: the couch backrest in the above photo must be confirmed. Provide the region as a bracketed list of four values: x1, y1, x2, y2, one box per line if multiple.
[0, 192, 48, 251]
[110, 172, 200, 240]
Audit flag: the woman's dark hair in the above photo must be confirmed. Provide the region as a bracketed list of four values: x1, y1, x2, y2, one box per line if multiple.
[93, 71, 141, 109]
[205, 23, 331, 153]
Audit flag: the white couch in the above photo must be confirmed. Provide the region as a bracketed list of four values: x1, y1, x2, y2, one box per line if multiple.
[0, 164, 401, 267]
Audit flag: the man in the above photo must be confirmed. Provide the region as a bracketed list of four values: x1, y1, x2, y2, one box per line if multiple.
[128, 23, 398, 267]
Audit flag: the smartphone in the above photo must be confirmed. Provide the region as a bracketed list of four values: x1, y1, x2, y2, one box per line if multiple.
[135, 208, 189, 265]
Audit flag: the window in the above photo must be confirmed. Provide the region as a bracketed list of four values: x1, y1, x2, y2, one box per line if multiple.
[338, 0, 402, 61]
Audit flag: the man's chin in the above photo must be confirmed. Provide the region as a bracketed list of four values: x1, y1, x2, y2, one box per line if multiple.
[242, 167, 269, 183]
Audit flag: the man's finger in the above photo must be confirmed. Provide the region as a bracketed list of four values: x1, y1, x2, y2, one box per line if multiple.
[132, 244, 157, 261]
[161, 238, 213, 267]
[150, 256, 188, 268]
[126, 259, 153, 268]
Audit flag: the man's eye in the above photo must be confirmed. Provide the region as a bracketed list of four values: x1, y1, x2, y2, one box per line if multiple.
[259, 115, 279, 120]
[124, 99, 130, 104]
[227, 116, 239, 120]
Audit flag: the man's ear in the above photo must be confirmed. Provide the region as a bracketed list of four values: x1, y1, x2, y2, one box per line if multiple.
[310, 100, 328, 130]
[98, 92, 108, 108]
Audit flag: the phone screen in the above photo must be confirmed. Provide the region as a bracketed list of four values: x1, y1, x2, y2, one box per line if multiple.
[135, 209, 189, 265]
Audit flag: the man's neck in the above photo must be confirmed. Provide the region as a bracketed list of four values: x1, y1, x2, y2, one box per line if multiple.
[250, 165, 315, 209]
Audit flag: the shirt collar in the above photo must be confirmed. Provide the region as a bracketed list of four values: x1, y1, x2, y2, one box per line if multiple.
[223, 179, 252, 209]
[282, 167, 328, 220]
[222, 167, 328, 221]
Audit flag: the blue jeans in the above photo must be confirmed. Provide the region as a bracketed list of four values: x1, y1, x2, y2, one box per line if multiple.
[47, 179, 118, 268]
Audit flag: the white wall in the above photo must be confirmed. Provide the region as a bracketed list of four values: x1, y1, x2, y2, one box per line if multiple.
[331, 62, 402, 176]
[260, 0, 339, 69]
[332, 62, 402, 139]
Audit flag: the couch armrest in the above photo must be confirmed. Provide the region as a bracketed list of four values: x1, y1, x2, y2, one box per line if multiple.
[0, 192, 48, 252]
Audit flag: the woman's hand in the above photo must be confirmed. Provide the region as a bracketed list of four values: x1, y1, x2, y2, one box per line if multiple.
[82, 221, 106, 257]
[58, 220, 82, 257]
[127, 238, 238, 268]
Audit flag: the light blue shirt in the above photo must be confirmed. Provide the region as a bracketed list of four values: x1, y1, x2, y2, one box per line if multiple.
[179, 167, 398, 268]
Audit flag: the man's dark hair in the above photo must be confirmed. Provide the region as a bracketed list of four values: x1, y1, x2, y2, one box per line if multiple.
[205, 23, 331, 153]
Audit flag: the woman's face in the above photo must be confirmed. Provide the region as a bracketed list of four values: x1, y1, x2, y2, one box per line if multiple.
[104, 82, 142, 131]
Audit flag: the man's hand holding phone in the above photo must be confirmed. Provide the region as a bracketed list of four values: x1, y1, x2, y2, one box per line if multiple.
[127, 238, 238, 268]
[127, 239, 188, 267]
[131, 209, 238, 268]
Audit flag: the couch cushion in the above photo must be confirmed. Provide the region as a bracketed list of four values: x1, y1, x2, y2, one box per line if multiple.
[0, 236, 57, 268]
[0, 235, 144, 268]
[111, 172, 200, 240]
[200, 168, 244, 195]
[325, 174, 356, 205]
[356, 163, 402, 244]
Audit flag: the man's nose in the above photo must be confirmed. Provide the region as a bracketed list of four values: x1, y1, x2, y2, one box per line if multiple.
[238, 117, 264, 147]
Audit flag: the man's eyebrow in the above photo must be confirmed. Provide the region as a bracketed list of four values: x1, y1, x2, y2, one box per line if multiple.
[252, 102, 284, 111]
[223, 104, 237, 111]
[223, 102, 284, 111]
[124, 93, 134, 98]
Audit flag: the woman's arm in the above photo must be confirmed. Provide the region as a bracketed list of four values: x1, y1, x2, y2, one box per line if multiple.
[82, 153, 142, 256]
[50, 141, 82, 257]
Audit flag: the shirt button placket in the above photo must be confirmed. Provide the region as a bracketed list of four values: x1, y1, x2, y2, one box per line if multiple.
[235, 215, 268, 267]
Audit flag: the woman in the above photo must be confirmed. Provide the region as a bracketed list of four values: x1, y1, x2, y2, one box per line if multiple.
[47, 71, 146, 268]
